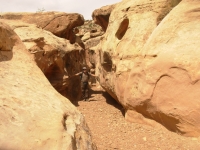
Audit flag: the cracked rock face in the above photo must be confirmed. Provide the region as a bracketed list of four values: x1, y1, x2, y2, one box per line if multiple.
[95, 0, 200, 136]
[124, 0, 200, 137]
[92, 4, 116, 32]
[0, 21, 96, 150]
[1, 12, 84, 43]
[0, 12, 86, 103]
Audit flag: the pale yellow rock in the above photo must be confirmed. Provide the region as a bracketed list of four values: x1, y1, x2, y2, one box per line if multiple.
[1, 14, 86, 102]
[82, 32, 91, 42]
[0, 21, 96, 150]
[0, 12, 84, 42]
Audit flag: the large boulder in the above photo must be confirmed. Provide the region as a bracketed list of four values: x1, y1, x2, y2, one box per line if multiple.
[92, 4, 116, 31]
[92, 4, 116, 32]
[94, 0, 200, 136]
[97, 0, 180, 102]
[0, 13, 86, 103]
[1, 12, 84, 43]
[124, 0, 200, 136]
[0, 21, 96, 149]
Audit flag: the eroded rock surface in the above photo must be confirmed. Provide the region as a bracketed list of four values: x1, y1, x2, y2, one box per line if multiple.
[92, 4, 116, 31]
[94, 0, 200, 136]
[0, 21, 96, 150]
[1, 12, 84, 43]
[97, 0, 179, 102]
[75, 20, 104, 68]
[124, 0, 200, 136]
[1, 13, 86, 102]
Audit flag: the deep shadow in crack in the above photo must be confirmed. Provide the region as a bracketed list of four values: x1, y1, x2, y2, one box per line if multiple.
[90, 88, 103, 95]
[71, 99, 79, 106]
[102, 91, 125, 117]
[88, 88, 104, 102]
[89, 87, 125, 116]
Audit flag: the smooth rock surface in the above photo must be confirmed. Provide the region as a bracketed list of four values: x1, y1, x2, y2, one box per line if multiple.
[124, 0, 200, 136]
[0, 21, 96, 150]
[94, 0, 200, 136]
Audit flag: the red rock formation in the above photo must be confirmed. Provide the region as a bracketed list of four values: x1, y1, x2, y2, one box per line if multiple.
[0, 21, 96, 150]
[1, 12, 84, 43]
[75, 20, 104, 69]
[96, 0, 177, 103]
[124, 0, 200, 137]
[92, 4, 116, 31]
[94, 0, 200, 137]
[1, 13, 87, 103]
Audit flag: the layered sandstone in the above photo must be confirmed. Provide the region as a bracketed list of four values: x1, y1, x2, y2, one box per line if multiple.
[95, 0, 200, 136]
[96, 0, 180, 101]
[0, 12, 86, 102]
[75, 20, 104, 69]
[0, 21, 96, 149]
[1, 12, 84, 43]
[124, 0, 200, 136]
[92, 4, 116, 32]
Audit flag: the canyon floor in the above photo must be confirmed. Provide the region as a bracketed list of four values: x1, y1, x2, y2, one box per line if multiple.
[77, 85, 200, 150]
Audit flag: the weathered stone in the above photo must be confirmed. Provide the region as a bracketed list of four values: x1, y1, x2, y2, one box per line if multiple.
[1, 12, 84, 43]
[94, 0, 200, 136]
[75, 20, 104, 69]
[82, 32, 91, 42]
[124, 0, 200, 136]
[0, 21, 96, 150]
[97, 0, 178, 103]
[92, 4, 116, 31]
[1, 14, 86, 103]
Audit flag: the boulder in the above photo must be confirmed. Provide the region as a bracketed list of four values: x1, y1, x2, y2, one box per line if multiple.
[81, 32, 91, 42]
[124, 0, 200, 136]
[1, 12, 84, 43]
[75, 20, 104, 69]
[94, 0, 200, 136]
[1, 14, 86, 103]
[92, 4, 116, 31]
[0, 21, 96, 149]
[97, 0, 180, 103]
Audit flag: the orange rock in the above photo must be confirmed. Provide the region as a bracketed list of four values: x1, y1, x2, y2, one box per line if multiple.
[1, 12, 86, 102]
[92, 4, 116, 31]
[95, 0, 200, 136]
[0, 21, 96, 150]
[1, 12, 84, 43]
[125, 0, 200, 136]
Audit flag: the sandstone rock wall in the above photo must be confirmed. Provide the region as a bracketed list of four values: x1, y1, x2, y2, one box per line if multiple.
[75, 20, 104, 69]
[94, 0, 200, 136]
[124, 0, 200, 137]
[0, 21, 96, 150]
[96, 0, 178, 102]
[1, 12, 84, 43]
[92, 4, 116, 32]
[0, 12, 86, 103]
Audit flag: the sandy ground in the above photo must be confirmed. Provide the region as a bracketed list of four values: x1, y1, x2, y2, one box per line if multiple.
[77, 86, 200, 150]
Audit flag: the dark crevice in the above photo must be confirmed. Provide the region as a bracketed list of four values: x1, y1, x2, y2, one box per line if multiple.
[62, 113, 68, 130]
[90, 88, 125, 117]
[101, 52, 112, 72]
